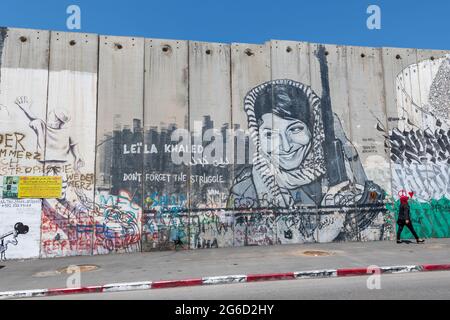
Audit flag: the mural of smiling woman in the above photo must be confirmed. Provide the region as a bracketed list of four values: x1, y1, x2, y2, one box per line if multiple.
[235, 79, 327, 208]
[228, 79, 386, 241]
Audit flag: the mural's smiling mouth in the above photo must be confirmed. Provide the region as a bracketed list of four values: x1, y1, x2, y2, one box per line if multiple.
[279, 148, 301, 160]
[273, 145, 307, 161]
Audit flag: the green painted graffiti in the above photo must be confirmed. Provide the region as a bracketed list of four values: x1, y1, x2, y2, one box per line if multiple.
[386, 197, 450, 239]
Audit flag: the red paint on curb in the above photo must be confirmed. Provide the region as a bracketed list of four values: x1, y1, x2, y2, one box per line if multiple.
[337, 268, 368, 277]
[246, 272, 295, 282]
[47, 286, 103, 296]
[151, 279, 203, 289]
[421, 264, 450, 271]
[3, 262, 450, 300]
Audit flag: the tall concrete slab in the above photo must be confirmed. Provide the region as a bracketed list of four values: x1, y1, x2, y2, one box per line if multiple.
[142, 38, 190, 251]
[346, 46, 390, 188]
[271, 40, 310, 83]
[345, 46, 390, 241]
[270, 40, 316, 245]
[188, 41, 233, 249]
[309, 43, 364, 243]
[231, 42, 272, 246]
[232, 42, 271, 134]
[386, 49, 430, 204]
[95, 35, 144, 255]
[381, 47, 418, 240]
[382, 48, 418, 132]
[0, 28, 49, 260]
[41, 31, 98, 258]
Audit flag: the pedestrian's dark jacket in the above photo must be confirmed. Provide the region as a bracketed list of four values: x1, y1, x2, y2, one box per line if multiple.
[398, 203, 411, 222]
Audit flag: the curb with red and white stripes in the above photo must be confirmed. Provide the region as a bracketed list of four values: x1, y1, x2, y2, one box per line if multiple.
[1, 263, 449, 300]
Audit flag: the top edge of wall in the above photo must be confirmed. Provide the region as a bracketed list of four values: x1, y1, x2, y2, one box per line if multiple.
[2, 26, 49, 34]
[2, 26, 450, 53]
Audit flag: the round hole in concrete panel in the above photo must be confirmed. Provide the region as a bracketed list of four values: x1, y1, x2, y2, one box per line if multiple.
[162, 45, 172, 53]
[19, 36, 27, 43]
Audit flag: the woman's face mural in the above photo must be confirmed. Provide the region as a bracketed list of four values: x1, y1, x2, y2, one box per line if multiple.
[258, 113, 312, 171]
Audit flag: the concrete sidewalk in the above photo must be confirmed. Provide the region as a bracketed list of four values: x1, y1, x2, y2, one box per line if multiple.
[1, 239, 449, 293]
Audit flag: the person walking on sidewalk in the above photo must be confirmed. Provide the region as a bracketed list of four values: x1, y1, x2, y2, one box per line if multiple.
[397, 195, 425, 244]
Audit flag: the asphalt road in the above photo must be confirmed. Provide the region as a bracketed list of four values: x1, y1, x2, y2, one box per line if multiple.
[4, 239, 450, 293]
[30, 271, 450, 300]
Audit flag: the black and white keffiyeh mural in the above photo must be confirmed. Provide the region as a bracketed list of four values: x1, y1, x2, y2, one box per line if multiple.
[228, 79, 386, 243]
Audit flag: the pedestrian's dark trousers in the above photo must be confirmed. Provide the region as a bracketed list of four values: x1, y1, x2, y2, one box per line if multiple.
[397, 220, 419, 241]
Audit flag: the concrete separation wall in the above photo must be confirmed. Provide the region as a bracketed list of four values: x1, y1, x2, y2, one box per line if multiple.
[0, 27, 449, 260]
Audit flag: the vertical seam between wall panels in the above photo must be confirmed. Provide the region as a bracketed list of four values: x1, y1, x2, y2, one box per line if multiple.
[343, 46, 360, 241]
[91, 33, 101, 256]
[307, 42, 320, 243]
[0, 28, 6, 96]
[341, 45, 357, 241]
[379, 47, 395, 239]
[266, 40, 270, 248]
[344, 46, 357, 242]
[229, 43, 233, 247]
[413, 49, 427, 236]
[269, 40, 275, 246]
[270, 41, 278, 246]
[415, 49, 439, 237]
[39, 30, 52, 259]
[395, 48, 409, 241]
[187, 40, 191, 251]
[141, 37, 146, 253]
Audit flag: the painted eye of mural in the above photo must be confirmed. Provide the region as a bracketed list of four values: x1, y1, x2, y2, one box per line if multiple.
[288, 125, 304, 134]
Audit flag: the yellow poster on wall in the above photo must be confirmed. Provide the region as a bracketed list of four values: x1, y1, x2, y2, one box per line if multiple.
[17, 176, 62, 199]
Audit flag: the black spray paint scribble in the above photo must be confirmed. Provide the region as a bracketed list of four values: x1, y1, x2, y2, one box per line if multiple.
[378, 112, 450, 165]
[387, 127, 450, 164]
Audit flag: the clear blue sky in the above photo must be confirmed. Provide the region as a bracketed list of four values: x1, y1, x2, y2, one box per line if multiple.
[1, 0, 449, 50]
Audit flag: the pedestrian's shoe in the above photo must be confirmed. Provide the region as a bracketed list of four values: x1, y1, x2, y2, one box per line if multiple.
[416, 239, 425, 244]
[396, 240, 402, 244]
